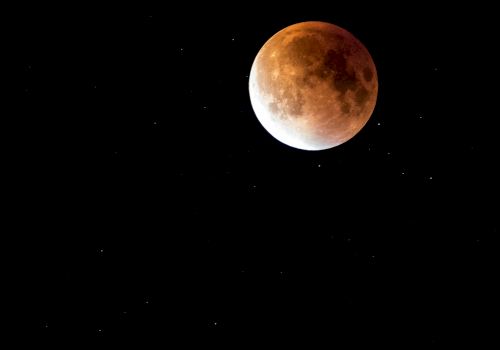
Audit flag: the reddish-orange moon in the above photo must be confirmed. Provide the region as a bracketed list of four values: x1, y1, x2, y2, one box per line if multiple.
[249, 21, 378, 150]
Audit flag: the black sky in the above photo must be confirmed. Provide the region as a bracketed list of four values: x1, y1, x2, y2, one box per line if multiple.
[15, 3, 498, 347]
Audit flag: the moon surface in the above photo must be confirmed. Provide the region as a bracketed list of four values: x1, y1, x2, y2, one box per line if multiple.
[249, 21, 378, 150]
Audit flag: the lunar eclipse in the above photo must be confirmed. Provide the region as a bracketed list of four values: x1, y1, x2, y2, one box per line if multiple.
[249, 21, 378, 150]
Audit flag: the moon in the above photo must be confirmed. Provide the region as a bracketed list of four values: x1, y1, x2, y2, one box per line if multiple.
[249, 21, 378, 150]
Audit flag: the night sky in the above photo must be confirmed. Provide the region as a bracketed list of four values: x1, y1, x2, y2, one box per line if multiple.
[16, 4, 498, 347]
